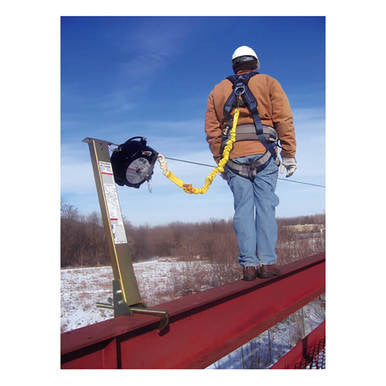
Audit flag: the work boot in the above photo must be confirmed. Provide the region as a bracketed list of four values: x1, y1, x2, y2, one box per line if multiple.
[258, 264, 281, 278]
[242, 266, 258, 281]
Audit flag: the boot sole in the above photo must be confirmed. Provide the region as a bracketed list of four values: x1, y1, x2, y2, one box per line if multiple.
[242, 276, 257, 281]
[257, 272, 280, 279]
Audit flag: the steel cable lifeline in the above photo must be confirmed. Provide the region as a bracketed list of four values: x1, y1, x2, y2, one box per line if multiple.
[163, 157, 325, 189]
[157, 108, 240, 194]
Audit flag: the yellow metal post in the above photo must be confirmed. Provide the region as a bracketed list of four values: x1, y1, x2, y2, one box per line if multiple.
[82, 137, 143, 308]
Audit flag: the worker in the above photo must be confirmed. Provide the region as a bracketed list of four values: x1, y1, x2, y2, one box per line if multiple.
[204, 46, 297, 281]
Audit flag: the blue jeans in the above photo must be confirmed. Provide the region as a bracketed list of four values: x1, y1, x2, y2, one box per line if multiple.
[226, 154, 279, 267]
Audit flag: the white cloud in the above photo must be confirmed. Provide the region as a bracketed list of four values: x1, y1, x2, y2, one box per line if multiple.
[293, 107, 325, 136]
[116, 20, 190, 83]
[61, 160, 94, 194]
[62, 21, 191, 119]
[95, 89, 139, 113]
[61, 143, 95, 194]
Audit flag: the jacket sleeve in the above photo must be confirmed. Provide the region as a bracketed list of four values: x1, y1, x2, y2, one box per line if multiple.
[270, 78, 296, 158]
[204, 90, 223, 163]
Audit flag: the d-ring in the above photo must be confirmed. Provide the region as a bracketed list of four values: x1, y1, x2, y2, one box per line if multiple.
[234, 86, 245, 96]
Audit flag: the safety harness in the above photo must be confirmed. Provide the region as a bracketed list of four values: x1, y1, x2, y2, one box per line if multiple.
[222, 71, 280, 180]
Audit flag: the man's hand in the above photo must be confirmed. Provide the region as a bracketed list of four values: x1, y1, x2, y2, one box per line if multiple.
[279, 157, 297, 178]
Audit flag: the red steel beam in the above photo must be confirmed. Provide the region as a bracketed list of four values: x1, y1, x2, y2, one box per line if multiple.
[271, 320, 325, 369]
[61, 253, 325, 369]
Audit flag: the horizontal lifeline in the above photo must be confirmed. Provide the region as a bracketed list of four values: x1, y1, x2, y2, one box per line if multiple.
[164, 156, 325, 188]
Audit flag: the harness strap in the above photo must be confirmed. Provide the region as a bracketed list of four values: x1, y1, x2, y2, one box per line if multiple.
[239, 80, 277, 160]
[236, 124, 278, 142]
[227, 153, 272, 180]
[221, 72, 280, 180]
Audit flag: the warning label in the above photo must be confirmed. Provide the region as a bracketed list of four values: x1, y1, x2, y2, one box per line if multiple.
[99, 161, 113, 175]
[99, 161, 127, 244]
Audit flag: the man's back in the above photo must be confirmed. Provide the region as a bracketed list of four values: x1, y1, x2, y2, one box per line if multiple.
[205, 72, 296, 161]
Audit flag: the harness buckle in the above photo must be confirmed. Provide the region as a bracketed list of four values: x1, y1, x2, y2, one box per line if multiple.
[222, 124, 231, 138]
[234, 83, 246, 96]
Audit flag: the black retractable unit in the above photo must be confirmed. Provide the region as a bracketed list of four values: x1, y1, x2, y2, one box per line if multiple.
[110, 136, 158, 188]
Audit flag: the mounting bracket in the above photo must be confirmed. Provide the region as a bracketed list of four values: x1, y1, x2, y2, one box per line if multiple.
[83, 137, 169, 332]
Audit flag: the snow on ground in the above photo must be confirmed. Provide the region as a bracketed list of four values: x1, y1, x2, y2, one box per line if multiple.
[61, 258, 211, 332]
[61, 265, 114, 332]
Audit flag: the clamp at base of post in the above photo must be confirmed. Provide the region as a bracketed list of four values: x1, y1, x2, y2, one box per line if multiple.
[96, 280, 169, 332]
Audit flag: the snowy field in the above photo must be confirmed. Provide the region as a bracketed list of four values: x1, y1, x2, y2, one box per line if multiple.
[61, 258, 325, 369]
[61, 258, 212, 332]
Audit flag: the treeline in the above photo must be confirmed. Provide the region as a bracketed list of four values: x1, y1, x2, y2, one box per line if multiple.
[276, 214, 325, 226]
[61, 203, 325, 268]
[61, 204, 110, 267]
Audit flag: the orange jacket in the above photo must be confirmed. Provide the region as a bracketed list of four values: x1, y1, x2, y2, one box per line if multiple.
[204, 71, 296, 163]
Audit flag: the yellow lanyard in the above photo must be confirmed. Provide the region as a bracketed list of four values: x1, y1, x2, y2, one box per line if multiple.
[158, 108, 240, 194]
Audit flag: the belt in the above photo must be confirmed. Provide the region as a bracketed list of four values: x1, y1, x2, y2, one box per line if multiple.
[235, 124, 278, 143]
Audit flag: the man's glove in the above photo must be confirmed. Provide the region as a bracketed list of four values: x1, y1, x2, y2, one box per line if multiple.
[279, 157, 297, 178]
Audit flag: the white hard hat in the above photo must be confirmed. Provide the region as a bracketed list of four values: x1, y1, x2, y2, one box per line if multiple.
[232, 46, 258, 61]
[231, 45, 260, 71]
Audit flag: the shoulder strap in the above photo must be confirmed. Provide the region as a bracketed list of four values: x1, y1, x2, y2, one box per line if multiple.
[226, 71, 259, 85]
[223, 71, 259, 117]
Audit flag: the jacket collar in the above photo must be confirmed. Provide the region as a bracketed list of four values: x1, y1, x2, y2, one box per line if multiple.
[236, 69, 256, 75]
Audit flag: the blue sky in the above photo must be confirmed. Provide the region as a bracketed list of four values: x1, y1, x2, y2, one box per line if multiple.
[61, 16, 325, 226]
